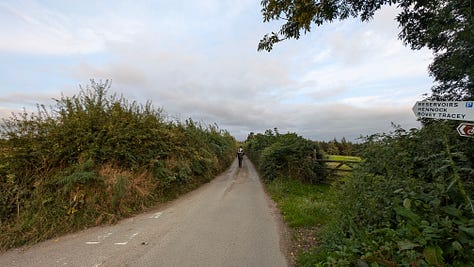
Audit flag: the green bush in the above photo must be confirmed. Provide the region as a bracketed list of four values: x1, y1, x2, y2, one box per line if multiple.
[313, 122, 474, 266]
[0, 80, 236, 250]
[245, 129, 326, 183]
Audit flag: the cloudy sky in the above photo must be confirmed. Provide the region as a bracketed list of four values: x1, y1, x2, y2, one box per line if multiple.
[0, 0, 433, 141]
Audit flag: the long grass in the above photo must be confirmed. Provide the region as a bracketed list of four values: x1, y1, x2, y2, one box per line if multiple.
[264, 178, 334, 266]
[266, 179, 331, 227]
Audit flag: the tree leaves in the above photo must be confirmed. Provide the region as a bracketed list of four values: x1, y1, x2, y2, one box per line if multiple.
[259, 0, 474, 99]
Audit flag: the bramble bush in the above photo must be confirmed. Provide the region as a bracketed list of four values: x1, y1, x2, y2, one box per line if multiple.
[0, 80, 235, 250]
[244, 124, 474, 266]
[245, 129, 326, 183]
[309, 122, 474, 266]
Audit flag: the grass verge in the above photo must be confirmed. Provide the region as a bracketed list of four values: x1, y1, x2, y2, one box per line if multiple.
[265, 178, 333, 265]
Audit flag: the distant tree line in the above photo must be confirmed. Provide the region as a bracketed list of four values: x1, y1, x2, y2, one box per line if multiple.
[316, 137, 362, 156]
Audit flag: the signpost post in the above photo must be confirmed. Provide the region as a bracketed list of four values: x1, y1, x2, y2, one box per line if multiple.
[412, 101, 474, 138]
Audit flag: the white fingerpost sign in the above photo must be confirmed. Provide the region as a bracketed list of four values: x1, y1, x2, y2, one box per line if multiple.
[412, 101, 474, 121]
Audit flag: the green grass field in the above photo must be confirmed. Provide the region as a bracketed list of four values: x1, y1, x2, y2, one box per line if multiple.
[327, 155, 362, 162]
[324, 155, 362, 174]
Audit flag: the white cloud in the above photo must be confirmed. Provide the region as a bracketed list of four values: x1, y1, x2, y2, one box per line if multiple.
[301, 18, 433, 105]
[0, 1, 433, 141]
[0, 0, 141, 55]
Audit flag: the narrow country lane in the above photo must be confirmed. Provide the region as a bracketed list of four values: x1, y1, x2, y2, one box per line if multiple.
[0, 157, 289, 267]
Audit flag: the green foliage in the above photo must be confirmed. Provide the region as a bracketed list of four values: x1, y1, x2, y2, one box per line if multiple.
[0, 80, 236, 250]
[112, 175, 128, 210]
[259, 0, 402, 51]
[245, 129, 326, 183]
[313, 122, 474, 266]
[398, 0, 474, 100]
[54, 159, 99, 193]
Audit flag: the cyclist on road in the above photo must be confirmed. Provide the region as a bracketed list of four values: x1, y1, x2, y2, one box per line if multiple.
[237, 147, 244, 168]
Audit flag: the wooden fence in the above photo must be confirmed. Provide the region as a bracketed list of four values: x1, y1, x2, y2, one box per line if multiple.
[316, 158, 362, 177]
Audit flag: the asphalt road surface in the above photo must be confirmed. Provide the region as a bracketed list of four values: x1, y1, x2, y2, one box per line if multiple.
[0, 157, 289, 267]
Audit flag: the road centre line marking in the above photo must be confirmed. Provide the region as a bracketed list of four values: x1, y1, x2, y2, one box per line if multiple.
[150, 212, 163, 219]
[86, 232, 113, 245]
[101, 232, 113, 238]
[114, 232, 139, 246]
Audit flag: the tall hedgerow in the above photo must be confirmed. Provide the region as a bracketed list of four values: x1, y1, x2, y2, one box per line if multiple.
[0, 80, 235, 250]
[245, 129, 326, 183]
[308, 122, 474, 266]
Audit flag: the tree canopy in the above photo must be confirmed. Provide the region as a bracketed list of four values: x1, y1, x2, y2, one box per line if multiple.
[259, 0, 474, 100]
